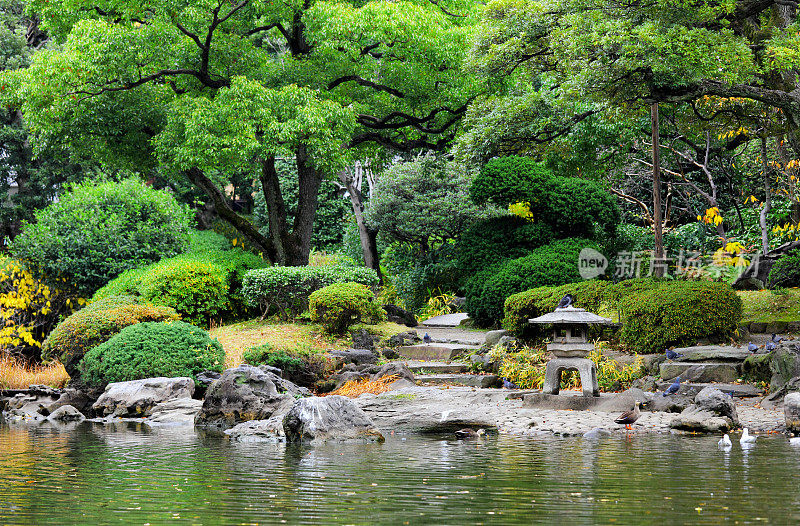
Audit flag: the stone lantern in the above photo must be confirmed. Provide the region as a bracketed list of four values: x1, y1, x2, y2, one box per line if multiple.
[529, 306, 613, 397]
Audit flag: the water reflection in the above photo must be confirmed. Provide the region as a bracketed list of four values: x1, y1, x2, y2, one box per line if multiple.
[2, 422, 800, 524]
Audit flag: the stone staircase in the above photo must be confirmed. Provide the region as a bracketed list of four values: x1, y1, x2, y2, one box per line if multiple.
[659, 345, 755, 384]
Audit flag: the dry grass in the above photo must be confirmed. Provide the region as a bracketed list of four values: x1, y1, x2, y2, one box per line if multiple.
[210, 319, 410, 368]
[0, 355, 70, 389]
[328, 374, 400, 398]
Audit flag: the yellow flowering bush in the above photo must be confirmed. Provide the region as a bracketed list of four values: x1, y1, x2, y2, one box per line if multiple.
[508, 201, 535, 221]
[0, 258, 72, 359]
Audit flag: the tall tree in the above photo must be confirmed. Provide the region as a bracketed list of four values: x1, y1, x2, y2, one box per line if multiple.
[3, 0, 479, 265]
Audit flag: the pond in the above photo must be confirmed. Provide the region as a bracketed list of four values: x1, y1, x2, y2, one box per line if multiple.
[1, 422, 799, 524]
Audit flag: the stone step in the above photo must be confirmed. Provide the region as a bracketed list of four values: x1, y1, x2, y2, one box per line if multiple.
[404, 361, 471, 374]
[420, 313, 470, 327]
[398, 343, 481, 361]
[672, 345, 752, 362]
[655, 381, 763, 398]
[660, 361, 740, 383]
[416, 374, 498, 388]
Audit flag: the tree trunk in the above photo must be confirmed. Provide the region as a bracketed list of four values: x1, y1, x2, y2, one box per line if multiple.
[259, 156, 290, 265]
[339, 171, 383, 282]
[760, 137, 772, 254]
[651, 103, 665, 277]
[289, 145, 323, 266]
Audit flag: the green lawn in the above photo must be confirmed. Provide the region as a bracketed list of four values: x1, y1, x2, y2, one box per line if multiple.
[738, 288, 800, 324]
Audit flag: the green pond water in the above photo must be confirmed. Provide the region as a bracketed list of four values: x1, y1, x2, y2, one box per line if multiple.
[1, 421, 799, 525]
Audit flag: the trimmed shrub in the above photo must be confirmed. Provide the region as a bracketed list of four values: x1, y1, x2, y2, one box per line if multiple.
[617, 281, 742, 354]
[470, 156, 552, 208]
[768, 253, 800, 288]
[92, 248, 268, 323]
[41, 295, 179, 380]
[455, 216, 554, 276]
[242, 265, 380, 319]
[11, 178, 193, 298]
[503, 280, 612, 338]
[309, 282, 386, 334]
[242, 343, 327, 387]
[79, 321, 225, 387]
[466, 238, 597, 327]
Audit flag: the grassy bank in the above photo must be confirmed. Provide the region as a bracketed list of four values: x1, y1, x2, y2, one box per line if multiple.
[738, 288, 800, 325]
[0, 355, 69, 389]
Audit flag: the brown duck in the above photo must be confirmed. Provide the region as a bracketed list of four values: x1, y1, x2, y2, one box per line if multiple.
[455, 428, 485, 439]
[614, 400, 641, 430]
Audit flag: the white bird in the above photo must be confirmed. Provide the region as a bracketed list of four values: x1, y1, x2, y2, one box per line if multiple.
[740, 428, 757, 444]
[790, 437, 800, 446]
[718, 434, 732, 449]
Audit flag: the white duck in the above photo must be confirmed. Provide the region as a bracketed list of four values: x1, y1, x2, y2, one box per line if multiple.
[740, 428, 757, 445]
[790, 436, 800, 446]
[718, 434, 732, 449]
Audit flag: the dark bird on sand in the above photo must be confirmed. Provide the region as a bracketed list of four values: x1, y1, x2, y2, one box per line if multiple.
[665, 347, 683, 360]
[556, 294, 574, 309]
[747, 342, 758, 353]
[502, 378, 518, 389]
[663, 377, 681, 397]
[772, 333, 784, 344]
[455, 428, 485, 439]
[614, 401, 641, 430]
[766, 341, 777, 352]
[423, 332, 432, 344]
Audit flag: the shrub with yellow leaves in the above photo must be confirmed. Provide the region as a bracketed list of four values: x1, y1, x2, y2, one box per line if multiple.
[508, 201, 535, 221]
[0, 258, 73, 360]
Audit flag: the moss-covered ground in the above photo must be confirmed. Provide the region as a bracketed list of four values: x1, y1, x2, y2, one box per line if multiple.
[738, 288, 800, 325]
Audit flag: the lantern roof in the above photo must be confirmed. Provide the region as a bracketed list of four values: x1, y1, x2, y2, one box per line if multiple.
[528, 306, 613, 325]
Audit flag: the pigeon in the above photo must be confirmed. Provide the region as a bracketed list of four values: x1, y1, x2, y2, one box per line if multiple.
[556, 294, 573, 309]
[665, 347, 683, 360]
[614, 400, 641, 430]
[772, 333, 784, 344]
[718, 434, 732, 449]
[663, 377, 681, 396]
[455, 428, 485, 439]
[502, 378, 518, 389]
[740, 428, 757, 444]
[766, 341, 777, 352]
[423, 332, 432, 344]
[747, 342, 758, 353]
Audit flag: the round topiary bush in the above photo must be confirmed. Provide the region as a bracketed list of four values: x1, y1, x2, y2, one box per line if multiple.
[768, 253, 800, 288]
[309, 282, 386, 334]
[79, 321, 225, 387]
[41, 295, 179, 380]
[11, 178, 193, 298]
[617, 281, 743, 354]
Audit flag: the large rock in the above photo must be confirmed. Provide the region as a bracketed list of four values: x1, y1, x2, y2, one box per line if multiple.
[382, 304, 418, 327]
[785, 392, 800, 434]
[224, 415, 287, 442]
[762, 376, 800, 408]
[350, 329, 377, 351]
[669, 387, 739, 433]
[145, 398, 203, 426]
[742, 353, 772, 383]
[482, 330, 510, 351]
[194, 365, 295, 430]
[283, 396, 384, 443]
[660, 362, 739, 383]
[330, 348, 378, 366]
[44, 387, 100, 417]
[92, 377, 195, 417]
[676, 345, 752, 362]
[770, 342, 800, 391]
[194, 371, 222, 398]
[387, 331, 421, 347]
[47, 404, 85, 423]
[733, 240, 800, 289]
[322, 362, 415, 392]
[2, 385, 62, 421]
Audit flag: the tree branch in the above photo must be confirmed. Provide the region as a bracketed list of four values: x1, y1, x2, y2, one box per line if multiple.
[328, 75, 406, 98]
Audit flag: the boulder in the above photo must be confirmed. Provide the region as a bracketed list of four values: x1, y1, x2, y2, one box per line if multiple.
[283, 396, 384, 443]
[350, 328, 377, 351]
[482, 330, 510, 351]
[2, 385, 62, 421]
[387, 331, 421, 347]
[330, 349, 378, 366]
[224, 414, 287, 442]
[194, 365, 295, 430]
[371, 362, 414, 383]
[677, 345, 751, 362]
[92, 377, 195, 417]
[647, 394, 693, 413]
[669, 387, 739, 433]
[660, 362, 739, 383]
[258, 366, 312, 398]
[630, 375, 659, 392]
[194, 371, 222, 398]
[381, 348, 400, 360]
[770, 342, 800, 391]
[762, 376, 800, 408]
[44, 387, 99, 417]
[743, 353, 772, 383]
[145, 398, 203, 426]
[750, 322, 768, 334]
[382, 304, 418, 327]
[47, 404, 85, 423]
[641, 355, 666, 376]
[785, 392, 800, 434]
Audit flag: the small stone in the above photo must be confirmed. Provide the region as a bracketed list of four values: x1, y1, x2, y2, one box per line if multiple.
[47, 404, 85, 423]
[785, 392, 800, 434]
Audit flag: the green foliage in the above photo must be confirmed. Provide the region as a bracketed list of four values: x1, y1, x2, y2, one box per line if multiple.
[242, 343, 327, 387]
[503, 280, 612, 338]
[367, 154, 492, 249]
[381, 242, 462, 311]
[309, 282, 386, 334]
[41, 295, 179, 379]
[80, 321, 225, 387]
[92, 248, 268, 324]
[469, 156, 619, 239]
[617, 281, 743, 354]
[242, 265, 380, 320]
[466, 238, 597, 327]
[187, 229, 232, 253]
[768, 253, 800, 288]
[455, 216, 554, 276]
[11, 178, 193, 298]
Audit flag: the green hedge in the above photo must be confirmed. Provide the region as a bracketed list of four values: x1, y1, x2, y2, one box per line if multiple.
[768, 253, 800, 288]
[309, 282, 386, 334]
[92, 248, 267, 324]
[242, 343, 327, 387]
[617, 281, 742, 354]
[465, 238, 597, 326]
[80, 321, 225, 387]
[242, 265, 380, 319]
[41, 295, 179, 380]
